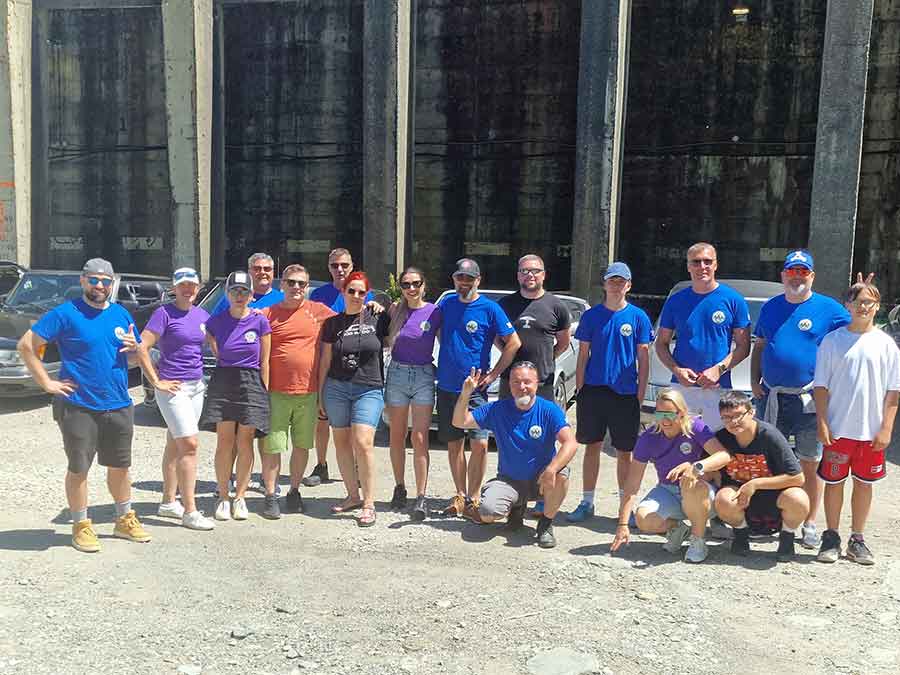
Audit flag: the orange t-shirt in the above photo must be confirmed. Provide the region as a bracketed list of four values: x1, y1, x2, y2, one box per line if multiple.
[262, 301, 336, 394]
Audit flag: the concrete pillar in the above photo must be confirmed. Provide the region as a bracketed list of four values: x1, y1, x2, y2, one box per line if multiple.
[571, 0, 631, 304]
[0, 0, 32, 265]
[162, 0, 212, 277]
[808, 0, 875, 300]
[209, 1, 225, 278]
[362, 0, 414, 287]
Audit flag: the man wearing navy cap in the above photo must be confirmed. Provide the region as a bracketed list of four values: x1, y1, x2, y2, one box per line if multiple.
[750, 249, 850, 549]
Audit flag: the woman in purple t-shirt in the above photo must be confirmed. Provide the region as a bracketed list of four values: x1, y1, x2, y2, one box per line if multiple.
[384, 267, 442, 520]
[610, 388, 731, 564]
[198, 271, 272, 522]
[140, 267, 214, 531]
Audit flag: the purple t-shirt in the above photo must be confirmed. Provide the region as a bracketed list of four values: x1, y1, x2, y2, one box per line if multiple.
[633, 418, 714, 485]
[391, 303, 442, 366]
[145, 304, 210, 381]
[206, 311, 271, 370]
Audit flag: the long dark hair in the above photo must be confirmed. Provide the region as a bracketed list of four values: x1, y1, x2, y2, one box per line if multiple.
[387, 267, 426, 348]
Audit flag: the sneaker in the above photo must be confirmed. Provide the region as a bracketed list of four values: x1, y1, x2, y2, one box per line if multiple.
[731, 527, 750, 557]
[662, 521, 691, 554]
[72, 519, 100, 553]
[442, 494, 466, 517]
[801, 523, 819, 550]
[285, 487, 304, 514]
[536, 517, 557, 548]
[232, 497, 249, 521]
[302, 463, 329, 487]
[530, 500, 544, 518]
[410, 495, 428, 521]
[182, 510, 215, 531]
[846, 535, 875, 566]
[113, 510, 152, 543]
[214, 499, 231, 521]
[390, 484, 408, 511]
[684, 535, 708, 563]
[565, 500, 595, 523]
[776, 530, 796, 562]
[262, 494, 281, 520]
[708, 516, 733, 540]
[158, 500, 185, 519]
[505, 503, 526, 531]
[463, 499, 483, 523]
[817, 529, 842, 563]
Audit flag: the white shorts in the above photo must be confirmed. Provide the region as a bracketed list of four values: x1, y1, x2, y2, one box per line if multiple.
[672, 385, 729, 432]
[156, 379, 206, 439]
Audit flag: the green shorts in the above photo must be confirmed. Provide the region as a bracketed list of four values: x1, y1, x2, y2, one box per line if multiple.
[265, 392, 318, 453]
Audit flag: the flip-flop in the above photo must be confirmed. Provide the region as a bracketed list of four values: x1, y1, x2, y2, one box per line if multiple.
[357, 507, 376, 527]
[331, 498, 364, 514]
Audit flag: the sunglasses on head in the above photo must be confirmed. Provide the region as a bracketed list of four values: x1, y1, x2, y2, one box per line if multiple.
[653, 410, 678, 421]
[346, 288, 367, 297]
[86, 276, 113, 288]
[400, 280, 423, 290]
[173, 271, 197, 282]
[330, 262, 351, 269]
[284, 279, 308, 288]
[251, 265, 273, 272]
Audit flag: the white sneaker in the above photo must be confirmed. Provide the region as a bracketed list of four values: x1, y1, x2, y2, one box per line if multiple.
[182, 510, 215, 531]
[215, 499, 232, 521]
[662, 521, 691, 553]
[801, 523, 819, 549]
[158, 500, 185, 519]
[684, 535, 709, 563]
[232, 497, 249, 520]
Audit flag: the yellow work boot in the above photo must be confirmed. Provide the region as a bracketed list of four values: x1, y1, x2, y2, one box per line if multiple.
[72, 519, 100, 553]
[113, 510, 152, 543]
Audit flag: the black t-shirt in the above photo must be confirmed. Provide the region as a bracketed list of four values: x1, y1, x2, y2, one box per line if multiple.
[321, 309, 390, 387]
[498, 292, 571, 384]
[715, 420, 801, 488]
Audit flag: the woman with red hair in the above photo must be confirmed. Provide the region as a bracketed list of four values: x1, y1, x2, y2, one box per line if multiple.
[317, 271, 390, 526]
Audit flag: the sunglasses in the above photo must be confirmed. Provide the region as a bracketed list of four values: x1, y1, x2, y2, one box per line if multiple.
[346, 288, 367, 297]
[721, 409, 750, 425]
[173, 271, 198, 282]
[785, 267, 811, 278]
[86, 276, 113, 288]
[653, 410, 679, 421]
[284, 279, 308, 288]
[400, 280, 423, 290]
[251, 265, 273, 272]
[852, 299, 877, 309]
[330, 262, 351, 270]
[518, 268, 545, 276]
[228, 287, 251, 296]
[453, 274, 477, 281]
[688, 258, 716, 267]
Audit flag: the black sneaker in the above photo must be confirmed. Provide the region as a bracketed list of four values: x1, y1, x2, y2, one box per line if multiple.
[390, 484, 408, 511]
[817, 529, 842, 563]
[285, 487, 304, 514]
[302, 463, 328, 487]
[410, 495, 428, 521]
[505, 503, 526, 531]
[262, 494, 281, 520]
[846, 535, 874, 566]
[776, 530, 795, 562]
[731, 527, 750, 557]
[536, 516, 557, 549]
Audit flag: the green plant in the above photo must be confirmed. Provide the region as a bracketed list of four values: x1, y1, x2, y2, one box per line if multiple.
[385, 272, 402, 303]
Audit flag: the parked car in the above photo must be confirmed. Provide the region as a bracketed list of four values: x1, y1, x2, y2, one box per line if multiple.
[642, 278, 784, 410]
[0, 261, 26, 301]
[0, 269, 169, 397]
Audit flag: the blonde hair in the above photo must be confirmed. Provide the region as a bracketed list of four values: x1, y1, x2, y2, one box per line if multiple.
[387, 267, 426, 348]
[650, 387, 696, 438]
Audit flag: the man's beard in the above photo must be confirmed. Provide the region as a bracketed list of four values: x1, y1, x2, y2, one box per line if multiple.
[458, 287, 476, 301]
[515, 395, 534, 408]
[786, 283, 808, 298]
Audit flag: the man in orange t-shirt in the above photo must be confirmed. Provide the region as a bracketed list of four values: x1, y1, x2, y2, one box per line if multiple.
[259, 264, 335, 518]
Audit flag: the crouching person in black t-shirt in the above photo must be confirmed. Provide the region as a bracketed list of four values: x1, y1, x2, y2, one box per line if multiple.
[713, 391, 809, 562]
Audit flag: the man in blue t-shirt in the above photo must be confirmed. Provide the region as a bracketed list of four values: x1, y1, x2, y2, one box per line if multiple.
[17, 258, 154, 554]
[436, 258, 521, 520]
[212, 251, 285, 315]
[750, 249, 850, 549]
[567, 262, 653, 523]
[452, 361, 577, 548]
[655, 242, 751, 431]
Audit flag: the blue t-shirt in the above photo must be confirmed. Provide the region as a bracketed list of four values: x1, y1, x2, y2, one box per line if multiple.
[574, 303, 653, 394]
[308, 284, 375, 312]
[754, 292, 850, 388]
[212, 288, 285, 315]
[436, 294, 515, 393]
[32, 299, 141, 411]
[472, 397, 569, 481]
[658, 284, 751, 389]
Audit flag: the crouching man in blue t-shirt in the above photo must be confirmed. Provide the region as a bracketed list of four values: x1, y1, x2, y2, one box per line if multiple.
[452, 361, 578, 548]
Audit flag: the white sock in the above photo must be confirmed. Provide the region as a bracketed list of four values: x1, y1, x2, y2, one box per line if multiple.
[734, 518, 748, 530]
[782, 523, 794, 533]
[582, 491, 595, 505]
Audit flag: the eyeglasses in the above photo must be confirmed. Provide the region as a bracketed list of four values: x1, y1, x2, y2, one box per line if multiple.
[852, 299, 878, 309]
[283, 279, 308, 288]
[86, 276, 113, 288]
[400, 280, 423, 290]
[785, 268, 812, 278]
[330, 262, 351, 270]
[346, 288, 367, 297]
[518, 268, 545, 276]
[653, 410, 679, 421]
[251, 265, 273, 273]
[228, 287, 250, 296]
[688, 258, 716, 267]
[721, 409, 750, 425]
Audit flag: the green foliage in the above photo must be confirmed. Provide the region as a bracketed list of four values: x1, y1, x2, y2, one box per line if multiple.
[386, 272, 402, 303]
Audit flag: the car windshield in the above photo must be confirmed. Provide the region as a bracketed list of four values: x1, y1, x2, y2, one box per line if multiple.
[4, 272, 83, 311]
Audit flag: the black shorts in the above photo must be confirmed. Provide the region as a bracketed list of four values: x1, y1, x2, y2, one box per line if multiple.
[437, 388, 489, 443]
[745, 488, 784, 535]
[498, 377, 555, 403]
[53, 398, 134, 474]
[575, 384, 640, 449]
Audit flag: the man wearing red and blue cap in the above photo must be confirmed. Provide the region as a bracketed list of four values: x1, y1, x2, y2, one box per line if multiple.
[750, 249, 850, 549]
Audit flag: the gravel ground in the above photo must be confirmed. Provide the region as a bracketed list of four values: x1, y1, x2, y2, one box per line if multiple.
[2, 387, 900, 675]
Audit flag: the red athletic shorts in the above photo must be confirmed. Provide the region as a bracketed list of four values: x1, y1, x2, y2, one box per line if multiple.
[818, 438, 886, 484]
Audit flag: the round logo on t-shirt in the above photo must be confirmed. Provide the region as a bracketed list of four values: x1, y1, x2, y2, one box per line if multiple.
[244, 330, 258, 343]
[420, 320, 431, 332]
[114, 326, 126, 340]
[620, 323, 633, 337]
[529, 425, 543, 439]
[199, 322, 206, 335]
[711, 310, 726, 324]
[797, 318, 813, 331]
[679, 442, 692, 455]
[465, 320, 478, 334]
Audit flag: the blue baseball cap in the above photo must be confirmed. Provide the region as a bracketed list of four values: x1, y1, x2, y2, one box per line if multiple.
[783, 250, 814, 271]
[603, 261, 632, 281]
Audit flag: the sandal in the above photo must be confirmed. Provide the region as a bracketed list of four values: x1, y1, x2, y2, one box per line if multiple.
[357, 507, 376, 527]
[331, 497, 363, 514]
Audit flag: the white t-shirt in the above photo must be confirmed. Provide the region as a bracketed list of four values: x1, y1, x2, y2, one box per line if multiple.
[813, 327, 900, 441]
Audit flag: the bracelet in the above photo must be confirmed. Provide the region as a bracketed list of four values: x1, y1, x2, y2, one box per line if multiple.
[617, 523, 629, 528]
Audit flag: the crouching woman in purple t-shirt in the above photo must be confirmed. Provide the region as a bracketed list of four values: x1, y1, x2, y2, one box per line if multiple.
[140, 267, 214, 531]
[610, 388, 732, 563]
[199, 271, 272, 522]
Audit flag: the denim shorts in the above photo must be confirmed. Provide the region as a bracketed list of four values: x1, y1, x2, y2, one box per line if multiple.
[756, 392, 821, 461]
[637, 482, 717, 521]
[384, 362, 436, 408]
[322, 378, 385, 430]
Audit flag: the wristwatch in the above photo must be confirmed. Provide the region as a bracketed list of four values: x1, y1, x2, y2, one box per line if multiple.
[692, 461, 705, 477]
[717, 362, 728, 375]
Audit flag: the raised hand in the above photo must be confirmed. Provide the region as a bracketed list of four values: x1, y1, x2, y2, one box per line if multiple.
[461, 367, 482, 395]
[119, 324, 138, 353]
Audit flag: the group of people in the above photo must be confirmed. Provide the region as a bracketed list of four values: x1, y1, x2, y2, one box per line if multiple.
[17, 243, 899, 565]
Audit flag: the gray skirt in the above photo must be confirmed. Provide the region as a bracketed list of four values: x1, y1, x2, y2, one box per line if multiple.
[199, 366, 270, 437]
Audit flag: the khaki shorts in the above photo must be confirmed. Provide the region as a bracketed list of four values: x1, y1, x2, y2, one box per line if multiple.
[265, 392, 317, 453]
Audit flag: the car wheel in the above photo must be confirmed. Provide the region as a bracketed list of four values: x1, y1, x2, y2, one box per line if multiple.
[555, 377, 567, 410]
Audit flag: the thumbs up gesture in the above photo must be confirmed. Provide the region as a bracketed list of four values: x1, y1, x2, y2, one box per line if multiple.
[119, 324, 138, 353]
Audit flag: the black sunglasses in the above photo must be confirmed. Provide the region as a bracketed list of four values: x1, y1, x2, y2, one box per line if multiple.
[283, 279, 308, 288]
[400, 280, 423, 290]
